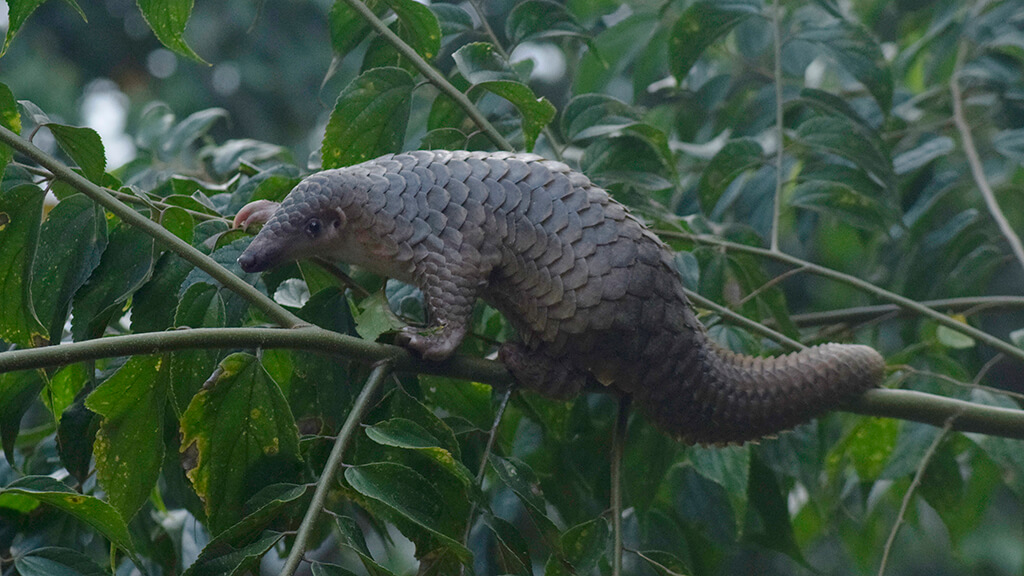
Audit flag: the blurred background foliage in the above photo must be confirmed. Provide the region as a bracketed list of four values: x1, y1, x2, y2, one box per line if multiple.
[2, 0, 1024, 575]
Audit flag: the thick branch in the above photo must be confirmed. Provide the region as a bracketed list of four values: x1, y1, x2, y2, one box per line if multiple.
[0, 125, 304, 329]
[1, 327, 1023, 439]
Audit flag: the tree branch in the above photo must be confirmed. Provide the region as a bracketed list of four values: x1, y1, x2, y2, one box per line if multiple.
[338, 0, 514, 152]
[950, 42, 1024, 275]
[784, 296, 1024, 327]
[770, 0, 785, 252]
[0, 124, 305, 329]
[278, 361, 392, 576]
[1, 327, 1023, 439]
[664, 231, 1024, 364]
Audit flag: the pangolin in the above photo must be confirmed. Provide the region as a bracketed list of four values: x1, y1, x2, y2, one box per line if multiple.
[237, 150, 884, 443]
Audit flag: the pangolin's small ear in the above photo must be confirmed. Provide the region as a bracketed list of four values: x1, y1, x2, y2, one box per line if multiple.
[331, 207, 346, 230]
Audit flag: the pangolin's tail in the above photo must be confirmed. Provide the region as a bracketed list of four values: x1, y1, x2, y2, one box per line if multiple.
[638, 338, 885, 444]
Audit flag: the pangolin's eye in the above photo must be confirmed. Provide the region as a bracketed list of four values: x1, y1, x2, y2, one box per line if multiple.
[305, 218, 323, 238]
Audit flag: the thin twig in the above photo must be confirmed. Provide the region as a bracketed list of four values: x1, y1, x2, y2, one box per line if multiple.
[950, 42, 1024, 275]
[278, 361, 392, 576]
[770, 0, 785, 252]
[877, 417, 955, 576]
[683, 288, 805, 351]
[460, 387, 513, 563]
[737, 265, 807, 306]
[339, 0, 514, 152]
[611, 395, 631, 576]
[783, 296, 1024, 327]
[666, 231, 1024, 364]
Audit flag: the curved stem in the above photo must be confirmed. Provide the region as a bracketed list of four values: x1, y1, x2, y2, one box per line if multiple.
[877, 418, 953, 576]
[666, 232, 1024, 364]
[951, 42, 1024, 275]
[278, 361, 392, 576]
[0, 125, 304, 329]
[460, 387, 513, 559]
[770, 0, 785, 252]
[785, 296, 1024, 327]
[683, 289, 804, 351]
[849, 389, 1024, 440]
[338, 0, 513, 152]
[611, 396, 630, 576]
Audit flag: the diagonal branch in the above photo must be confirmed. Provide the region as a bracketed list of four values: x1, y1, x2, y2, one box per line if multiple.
[0, 124, 305, 329]
[950, 42, 1024, 275]
[338, 0, 514, 152]
[278, 361, 392, 576]
[665, 231, 1024, 364]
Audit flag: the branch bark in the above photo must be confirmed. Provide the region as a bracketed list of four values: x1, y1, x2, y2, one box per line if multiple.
[2, 327, 1024, 440]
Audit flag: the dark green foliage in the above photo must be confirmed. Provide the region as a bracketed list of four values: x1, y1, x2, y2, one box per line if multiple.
[1, 0, 1024, 575]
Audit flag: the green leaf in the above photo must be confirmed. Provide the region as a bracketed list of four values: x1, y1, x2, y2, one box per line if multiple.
[794, 20, 893, 112]
[0, 82, 20, 181]
[0, 370, 44, 464]
[70, 223, 155, 341]
[354, 290, 406, 342]
[136, 0, 207, 64]
[365, 418, 474, 485]
[488, 454, 560, 542]
[830, 417, 899, 481]
[688, 444, 750, 534]
[163, 107, 229, 157]
[182, 531, 284, 576]
[329, 0, 385, 56]
[470, 80, 555, 151]
[0, 185, 47, 346]
[386, 0, 441, 61]
[452, 42, 518, 84]
[0, 476, 138, 558]
[180, 353, 302, 534]
[795, 115, 895, 191]
[86, 355, 167, 521]
[893, 136, 955, 175]
[420, 128, 468, 150]
[561, 518, 609, 573]
[790, 179, 897, 231]
[312, 563, 361, 576]
[506, 0, 589, 45]
[745, 456, 805, 565]
[14, 547, 107, 576]
[699, 138, 764, 211]
[322, 67, 415, 169]
[669, 0, 760, 81]
[635, 549, 692, 576]
[345, 462, 472, 562]
[170, 283, 227, 411]
[206, 139, 287, 177]
[993, 128, 1024, 160]
[3, 0, 85, 57]
[335, 515, 399, 576]
[184, 483, 306, 573]
[483, 515, 532, 576]
[31, 194, 107, 340]
[46, 123, 107, 184]
[561, 93, 640, 143]
[452, 43, 556, 151]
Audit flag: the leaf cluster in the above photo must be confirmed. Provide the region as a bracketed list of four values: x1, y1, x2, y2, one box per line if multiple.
[1, 0, 1024, 575]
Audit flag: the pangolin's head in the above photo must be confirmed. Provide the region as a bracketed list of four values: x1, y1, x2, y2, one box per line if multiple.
[237, 174, 348, 273]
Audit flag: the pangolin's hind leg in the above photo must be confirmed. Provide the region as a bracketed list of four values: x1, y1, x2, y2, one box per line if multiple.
[499, 342, 588, 400]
